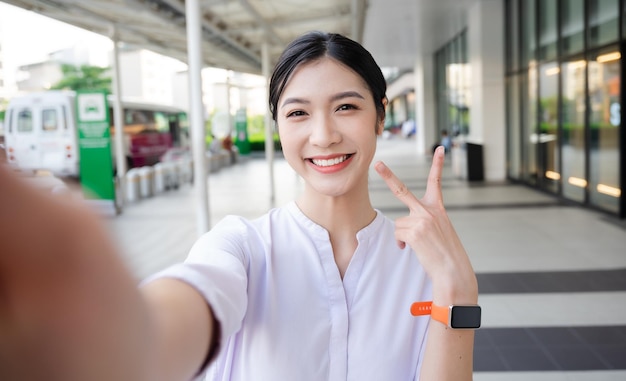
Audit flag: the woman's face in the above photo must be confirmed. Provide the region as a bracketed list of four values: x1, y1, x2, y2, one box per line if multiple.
[276, 57, 383, 198]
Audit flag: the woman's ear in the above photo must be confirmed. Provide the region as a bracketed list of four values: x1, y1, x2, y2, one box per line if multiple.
[376, 97, 388, 135]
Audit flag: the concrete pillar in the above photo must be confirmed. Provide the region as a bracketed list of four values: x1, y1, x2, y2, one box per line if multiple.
[109, 27, 126, 209]
[414, 55, 436, 157]
[186, 0, 210, 235]
[468, 0, 506, 181]
[262, 40, 275, 205]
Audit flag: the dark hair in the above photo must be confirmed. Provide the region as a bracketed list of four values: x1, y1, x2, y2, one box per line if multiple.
[269, 31, 387, 122]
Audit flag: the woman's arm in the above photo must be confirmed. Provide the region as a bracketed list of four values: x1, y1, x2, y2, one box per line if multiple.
[375, 146, 478, 381]
[418, 262, 478, 380]
[141, 279, 217, 381]
[0, 165, 215, 381]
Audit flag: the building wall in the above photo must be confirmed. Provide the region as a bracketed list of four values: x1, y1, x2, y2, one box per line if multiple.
[15, 61, 63, 92]
[504, 0, 624, 217]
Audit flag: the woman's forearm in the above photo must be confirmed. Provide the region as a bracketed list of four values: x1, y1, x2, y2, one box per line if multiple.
[141, 278, 216, 381]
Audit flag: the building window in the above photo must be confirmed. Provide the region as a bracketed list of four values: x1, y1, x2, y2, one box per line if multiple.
[507, 75, 522, 180]
[538, 0, 558, 61]
[505, 0, 520, 72]
[588, 0, 619, 48]
[520, 0, 537, 69]
[538, 61, 560, 193]
[434, 31, 470, 139]
[561, 0, 585, 56]
[561, 58, 587, 203]
[588, 47, 621, 213]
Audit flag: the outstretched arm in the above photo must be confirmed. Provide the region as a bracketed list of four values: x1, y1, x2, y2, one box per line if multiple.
[374, 146, 478, 381]
[0, 165, 216, 381]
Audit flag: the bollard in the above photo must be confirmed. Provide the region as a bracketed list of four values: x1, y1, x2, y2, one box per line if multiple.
[167, 162, 180, 189]
[181, 157, 193, 184]
[176, 159, 188, 184]
[175, 160, 189, 185]
[138, 166, 154, 198]
[218, 151, 228, 168]
[206, 152, 220, 173]
[161, 162, 172, 190]
[153, 163, 165, 193]
[126, 168, 141, 202]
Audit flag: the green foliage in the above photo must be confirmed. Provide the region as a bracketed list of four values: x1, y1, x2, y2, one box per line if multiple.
[50, 64, 112, 92]
[247, 115, 265, 137]
[0, 100, 6, 134]
[247, 139, 282, 152]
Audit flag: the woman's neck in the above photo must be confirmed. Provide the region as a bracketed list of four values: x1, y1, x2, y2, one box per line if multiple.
[295, 187, 376, 237]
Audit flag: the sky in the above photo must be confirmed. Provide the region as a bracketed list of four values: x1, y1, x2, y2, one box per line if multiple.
[0, 2, 266, 114]
[0, 2, 112, 85]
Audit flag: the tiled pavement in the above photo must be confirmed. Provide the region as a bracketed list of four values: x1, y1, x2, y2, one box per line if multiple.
[99, 137, 626, 380]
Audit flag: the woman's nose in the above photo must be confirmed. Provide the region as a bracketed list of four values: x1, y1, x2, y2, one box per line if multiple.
[309, 115, 341, 147]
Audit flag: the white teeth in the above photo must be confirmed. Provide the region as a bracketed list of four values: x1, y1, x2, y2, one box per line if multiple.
[311, 155, 348, 167]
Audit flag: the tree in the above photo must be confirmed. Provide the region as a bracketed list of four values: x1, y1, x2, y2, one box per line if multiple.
[50, 64, 112, 92]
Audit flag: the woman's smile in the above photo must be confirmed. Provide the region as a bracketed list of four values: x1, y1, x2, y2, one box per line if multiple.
[308, 153, 353, 167]
[307, 153, 355, 173]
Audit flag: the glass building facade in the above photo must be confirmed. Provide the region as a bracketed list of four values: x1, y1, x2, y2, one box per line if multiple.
[435, 31, 471, 140]
[504, 0, 624, 217]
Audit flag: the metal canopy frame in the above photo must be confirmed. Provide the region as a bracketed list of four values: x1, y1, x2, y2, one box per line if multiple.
[3, 0, 367, 74]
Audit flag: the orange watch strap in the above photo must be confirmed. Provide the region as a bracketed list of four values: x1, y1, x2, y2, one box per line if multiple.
[410, 301, 433, 316]
[410, 301, 449, 326]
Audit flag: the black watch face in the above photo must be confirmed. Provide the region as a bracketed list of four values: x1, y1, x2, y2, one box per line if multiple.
[450, 306, 481, 329]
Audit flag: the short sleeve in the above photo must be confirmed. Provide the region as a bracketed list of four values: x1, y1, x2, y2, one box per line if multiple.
[142, 215, 251, 341]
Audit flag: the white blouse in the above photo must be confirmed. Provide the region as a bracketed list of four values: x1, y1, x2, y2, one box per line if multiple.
[146, 201, 433, 381]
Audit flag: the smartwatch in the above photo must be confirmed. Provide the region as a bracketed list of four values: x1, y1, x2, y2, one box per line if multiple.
[411, 301, 481, 329]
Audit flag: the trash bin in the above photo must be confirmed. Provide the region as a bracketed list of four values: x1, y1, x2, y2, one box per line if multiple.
[126, 168, 141, 202]
[153, 163, 165, 193]
[138, 166, 154, 198]
[466, 142, 484, 181]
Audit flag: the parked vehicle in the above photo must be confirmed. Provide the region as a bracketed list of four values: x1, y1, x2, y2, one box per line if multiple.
[4, 90, 188, 178]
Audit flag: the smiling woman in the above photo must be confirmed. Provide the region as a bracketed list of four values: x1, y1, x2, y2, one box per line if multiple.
[0, 31, 478, 381]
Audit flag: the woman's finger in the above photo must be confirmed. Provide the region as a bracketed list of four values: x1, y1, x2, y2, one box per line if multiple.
[422, 146, 445, 206]
[374, 161, 421, 212]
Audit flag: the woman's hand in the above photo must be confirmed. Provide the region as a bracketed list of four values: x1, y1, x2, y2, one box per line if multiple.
[374, 146, 477, 305]
[0, 165, 155, 381]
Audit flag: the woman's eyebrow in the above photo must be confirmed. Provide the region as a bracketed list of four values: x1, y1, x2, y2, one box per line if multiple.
[281, 97, 309, 109]
[330, 91, 365, 102]
[280, 91, 365, 109]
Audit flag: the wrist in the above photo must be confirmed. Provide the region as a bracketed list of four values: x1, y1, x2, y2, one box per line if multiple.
[431, 275, 478, 305]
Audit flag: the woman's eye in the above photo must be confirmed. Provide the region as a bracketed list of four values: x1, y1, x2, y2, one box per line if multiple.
[337, 104, 357, 111]
[286, 110, 306, 118]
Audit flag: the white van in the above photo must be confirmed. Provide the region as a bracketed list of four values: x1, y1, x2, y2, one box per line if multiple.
[4, 91, 79, 177]
[4, 91, 188, 178]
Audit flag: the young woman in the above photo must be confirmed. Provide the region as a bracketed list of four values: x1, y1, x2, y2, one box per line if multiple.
[0, 32, 478, 381]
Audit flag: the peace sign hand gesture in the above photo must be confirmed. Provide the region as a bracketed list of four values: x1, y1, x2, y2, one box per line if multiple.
[374, 146, 477, 305]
